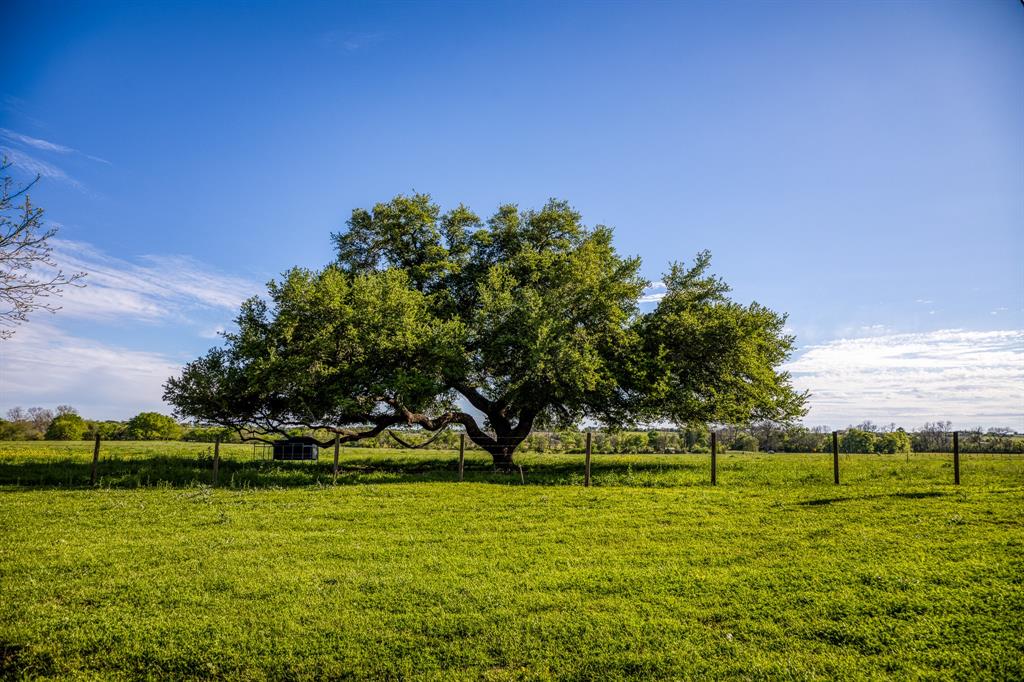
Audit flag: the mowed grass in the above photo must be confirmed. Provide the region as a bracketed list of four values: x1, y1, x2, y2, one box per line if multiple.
[1, 442, 1021, 680]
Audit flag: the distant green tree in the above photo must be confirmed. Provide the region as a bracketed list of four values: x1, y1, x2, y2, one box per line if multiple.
[561, 430, 585, 450]
[84, 420, 127, 440]
[681, 424, 709, 452]
[45, 413, 86, 440]
[731, 433, 759, 452]
[840, 429, 877, 454]
[0, 418, 31, 440]
[620, 432, 649, 454]
[125, 412, 182, 440]
[523, 432, 548, 453]
[660, 431, 682, 453]
[983, 428, 1024, 454]
[874, 430, 911, 454]
[749, 421, 785, 451]
[911, 421, 952, 452]
[2, 406, 51, 439]
[783, 426, 829, 453]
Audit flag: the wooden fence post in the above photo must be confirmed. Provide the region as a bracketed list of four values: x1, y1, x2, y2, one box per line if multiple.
[212, 435, 220, 485]
[953, 431, 960, 485]
[832, 431, 840, 485]
[333, 434, 340, 483]
[90, 433, 101, 486]
[458, 433, 465, 482]
[585, 432, 592, 487]
[711, 431, 717, 485]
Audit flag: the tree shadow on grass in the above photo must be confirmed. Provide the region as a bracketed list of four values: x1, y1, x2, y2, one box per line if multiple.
[0, 453, 708, 490]
[0, 642, 54, 678]
[798, 490, 947, 506]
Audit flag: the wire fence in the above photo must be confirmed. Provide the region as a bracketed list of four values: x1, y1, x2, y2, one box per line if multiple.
[1, 429, 1020, 490]
[306, 426, 1023, 456]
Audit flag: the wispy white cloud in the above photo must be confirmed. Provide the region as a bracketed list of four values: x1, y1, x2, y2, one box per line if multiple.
[0, 321, 180, 419]
[47, 239, 262, 323]
[0, 127, 110, 164]
[0, 128, 74, 153]
[0, 146, 79, 186]
[640, 280, 666, 304]
[786, 329, 1024, 430]
[1, 127, 110, 192]
[0, 241, 261, 418]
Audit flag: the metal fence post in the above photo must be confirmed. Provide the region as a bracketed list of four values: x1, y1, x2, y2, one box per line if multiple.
[212, 435, 220, 485]
[459, 433, 465, 482]
[953, 431, 960, 485]
[711, 431, 717, 485]
[832, 431, 839, 485]
[584, 432, 592, 487]
[90, 433, 101, 486]
[333, 434, 340, 482]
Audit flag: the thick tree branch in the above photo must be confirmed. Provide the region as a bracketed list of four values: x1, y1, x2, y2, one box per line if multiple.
[451, 381, 495, 415]
[511, 410, 537, 440]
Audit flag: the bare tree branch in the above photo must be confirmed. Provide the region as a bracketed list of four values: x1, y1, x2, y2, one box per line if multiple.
[0, 157, 87, 339]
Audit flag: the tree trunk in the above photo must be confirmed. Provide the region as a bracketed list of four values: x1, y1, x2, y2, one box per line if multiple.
[447, 384, 538, 470]
[489, 448, 516, 471]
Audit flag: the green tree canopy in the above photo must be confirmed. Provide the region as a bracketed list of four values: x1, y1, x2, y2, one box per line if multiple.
[730, 433, 759, 453]
[45, 413, 86, 440]
[165, 195, 806, 465]
[125, 412, 182, 441]
[875, 430, 912, 454]
[840, 428, 878, 454]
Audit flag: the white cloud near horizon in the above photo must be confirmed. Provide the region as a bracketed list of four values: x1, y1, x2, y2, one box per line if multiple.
[4, 238, 1021, 427]
[48, 239, 263, 323]
[0, 321, 180, 420]
[0, 240, 264, 419]
[786, 329, 1024, 430]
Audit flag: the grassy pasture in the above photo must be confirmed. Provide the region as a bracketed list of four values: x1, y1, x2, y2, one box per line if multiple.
[1, 442, 1021, 680]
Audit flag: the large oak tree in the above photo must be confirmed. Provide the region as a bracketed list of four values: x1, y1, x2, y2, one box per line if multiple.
[165, 195, 806, 466]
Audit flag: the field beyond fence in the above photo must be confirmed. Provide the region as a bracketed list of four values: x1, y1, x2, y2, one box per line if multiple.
[0, 439, 1021, 490]
[1, 441, 1022, 679]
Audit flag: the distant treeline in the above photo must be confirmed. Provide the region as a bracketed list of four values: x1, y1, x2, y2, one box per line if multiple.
[2, 407, 1022, 454]
[0, 407, 225, 443]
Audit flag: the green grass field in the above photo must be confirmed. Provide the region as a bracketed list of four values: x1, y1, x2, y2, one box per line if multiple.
[1, 441, 1021, 680]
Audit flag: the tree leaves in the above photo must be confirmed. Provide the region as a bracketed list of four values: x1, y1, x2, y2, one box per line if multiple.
[167, 195, 807, 458]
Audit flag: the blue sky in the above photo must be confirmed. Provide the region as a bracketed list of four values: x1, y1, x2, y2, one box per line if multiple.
[1, 0, 1021, 428]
